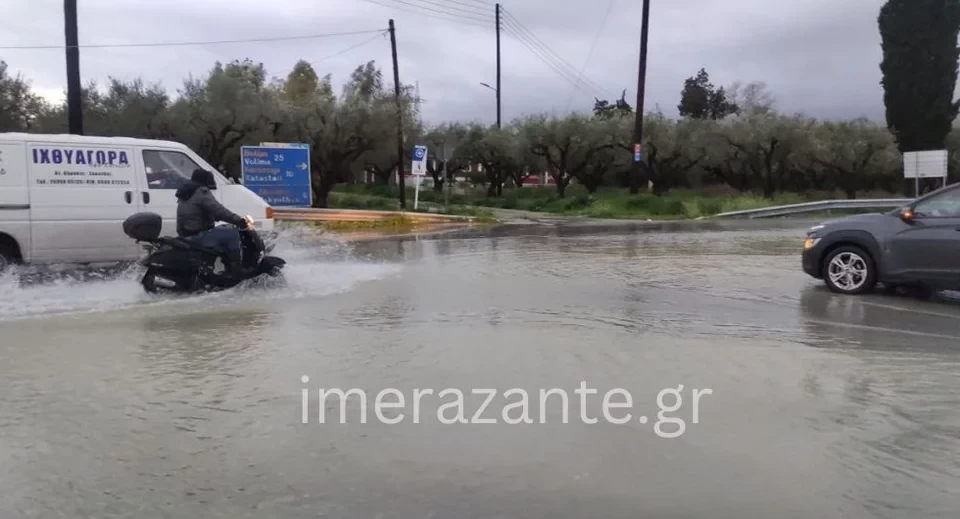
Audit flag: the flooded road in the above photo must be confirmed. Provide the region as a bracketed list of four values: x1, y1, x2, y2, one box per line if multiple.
[2, 220, 959, 518]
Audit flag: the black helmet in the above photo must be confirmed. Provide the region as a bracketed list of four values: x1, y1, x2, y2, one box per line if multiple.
[191, 169, 216, 189]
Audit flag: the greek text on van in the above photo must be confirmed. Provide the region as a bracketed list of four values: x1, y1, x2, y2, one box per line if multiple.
[32, 148, 131, 167]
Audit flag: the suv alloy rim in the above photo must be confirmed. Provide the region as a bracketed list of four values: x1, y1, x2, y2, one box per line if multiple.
[827, 252, 867, 291]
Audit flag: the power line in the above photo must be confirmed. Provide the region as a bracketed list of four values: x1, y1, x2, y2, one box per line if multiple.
[502, 27, 604, 101]
[397, 0, 493, 18]
[501, 10, 611, 98]
[501, 8, 613, 99]
[500, 20, 609, 100]
[442, 0, 497, 14]
[500, 20, 608, 100]
[313, 32, 388, 64]
[0, 29, 388, 50]
[500, 23, 605, 100]
[360, 0, 495, 29]
[500, 22, 591, 95]
[565, 0, 618, 111]
[450, 0, 495, 6]
[361, 0, 494, 29]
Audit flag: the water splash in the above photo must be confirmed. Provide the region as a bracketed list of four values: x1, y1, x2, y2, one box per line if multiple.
[0, 226, 403, 322]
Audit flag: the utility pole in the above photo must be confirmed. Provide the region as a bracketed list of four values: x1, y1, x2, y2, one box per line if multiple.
[495, 3, 502, 128]
[389, 19, 406, 208]
[440, 142, 449, 210]
[64, 0, 83, 135]
[630, 0, 651, 194]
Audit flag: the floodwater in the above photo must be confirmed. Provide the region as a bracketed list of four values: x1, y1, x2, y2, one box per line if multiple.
[2, 219, 960, 519]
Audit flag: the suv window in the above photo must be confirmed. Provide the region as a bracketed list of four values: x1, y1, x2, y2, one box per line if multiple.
[142, 150, 204, 190]
[912, 186, 960, 218]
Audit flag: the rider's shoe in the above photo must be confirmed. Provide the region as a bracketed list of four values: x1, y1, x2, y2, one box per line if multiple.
[225, 248, 256, 278]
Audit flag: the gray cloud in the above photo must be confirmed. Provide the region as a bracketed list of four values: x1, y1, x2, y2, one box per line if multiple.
[0, 0, 893, 126]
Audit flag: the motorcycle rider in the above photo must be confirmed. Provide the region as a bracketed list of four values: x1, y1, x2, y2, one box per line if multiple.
[175, 169, 254, 276]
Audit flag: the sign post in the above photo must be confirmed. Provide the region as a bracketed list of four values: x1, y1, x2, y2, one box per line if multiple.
[440, 142, 457, 210]
[240, 143, 311, 207]
[903, 150, 948, 198]
[633, 143, 642, 163]
[411, 144, 427, 210]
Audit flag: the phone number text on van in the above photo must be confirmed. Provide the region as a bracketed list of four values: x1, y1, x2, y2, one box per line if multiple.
[36, 179, 131, 186]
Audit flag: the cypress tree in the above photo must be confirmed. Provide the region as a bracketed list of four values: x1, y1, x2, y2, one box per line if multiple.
[879, 0, 960, 153]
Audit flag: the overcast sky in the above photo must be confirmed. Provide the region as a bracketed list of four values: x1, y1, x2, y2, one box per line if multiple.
[0, 0, 889, 126]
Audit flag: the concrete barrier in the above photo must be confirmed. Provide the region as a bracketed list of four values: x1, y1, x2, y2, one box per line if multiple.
[271, 207, 479, 224]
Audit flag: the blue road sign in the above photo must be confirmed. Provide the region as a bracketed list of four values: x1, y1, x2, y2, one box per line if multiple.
[412, 145, 426, 161]
[240, 144, 312, 207]
[411, 144, 428, 176]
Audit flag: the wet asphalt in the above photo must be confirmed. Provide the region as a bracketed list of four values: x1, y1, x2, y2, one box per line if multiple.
[1, 218, 959, 518]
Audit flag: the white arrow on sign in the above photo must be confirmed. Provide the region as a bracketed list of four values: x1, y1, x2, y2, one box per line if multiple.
[298, 162, 308, 170]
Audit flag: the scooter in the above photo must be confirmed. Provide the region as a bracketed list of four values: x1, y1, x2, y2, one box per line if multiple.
[122, 211, 286, 294]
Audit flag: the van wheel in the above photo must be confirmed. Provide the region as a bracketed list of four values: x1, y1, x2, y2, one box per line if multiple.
[823, 245, 877, 295]
[0, 243, 18, 273]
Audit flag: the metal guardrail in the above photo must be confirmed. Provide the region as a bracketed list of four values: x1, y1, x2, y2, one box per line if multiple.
[711, 199, 912, 219]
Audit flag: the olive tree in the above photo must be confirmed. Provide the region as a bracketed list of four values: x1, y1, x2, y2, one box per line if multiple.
[460, 123, 525, 197]
[0, 60, 50, 132]
[421, 122, 471, 191]
[615, 112, 708, 195]
[166, 59, 277, 173]
[12, 55, 960, 200]
[273, 61, 401, 207]
[519, 113, 616, 197]
[704, 110, 810, 198]
[808, 118, 900, 198]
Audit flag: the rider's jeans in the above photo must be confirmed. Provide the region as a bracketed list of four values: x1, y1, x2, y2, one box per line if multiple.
[189, 227, 242, 263]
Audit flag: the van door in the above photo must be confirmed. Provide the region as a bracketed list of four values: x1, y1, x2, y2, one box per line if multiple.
[138, 148, 224, 238]
[27, 141, 142, 263]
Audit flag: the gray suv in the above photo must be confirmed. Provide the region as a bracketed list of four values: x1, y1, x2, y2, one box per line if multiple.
[802, 182, 960, 295]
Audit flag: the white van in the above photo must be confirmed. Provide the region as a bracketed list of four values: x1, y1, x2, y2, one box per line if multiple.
[0, 132, 275, 270]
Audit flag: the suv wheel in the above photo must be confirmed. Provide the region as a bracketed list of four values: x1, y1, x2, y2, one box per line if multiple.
[823, 246, 876, 295]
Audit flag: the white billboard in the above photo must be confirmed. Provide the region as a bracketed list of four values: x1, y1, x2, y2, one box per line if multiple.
[903, 150, 947, 179]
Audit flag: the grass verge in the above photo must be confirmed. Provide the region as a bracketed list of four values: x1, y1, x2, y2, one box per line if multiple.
[327, 189, 498, 223]
[331, 184, 900, 220]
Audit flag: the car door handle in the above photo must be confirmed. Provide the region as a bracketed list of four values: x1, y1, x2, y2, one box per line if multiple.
[124, 191, 132, 204]
[142, 191, 150, 204]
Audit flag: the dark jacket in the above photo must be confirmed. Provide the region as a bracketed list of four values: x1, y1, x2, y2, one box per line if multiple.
[174, 180, 246, 237]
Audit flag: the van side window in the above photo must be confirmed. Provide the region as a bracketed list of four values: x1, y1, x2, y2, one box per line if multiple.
[142, 150, 203, 190]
